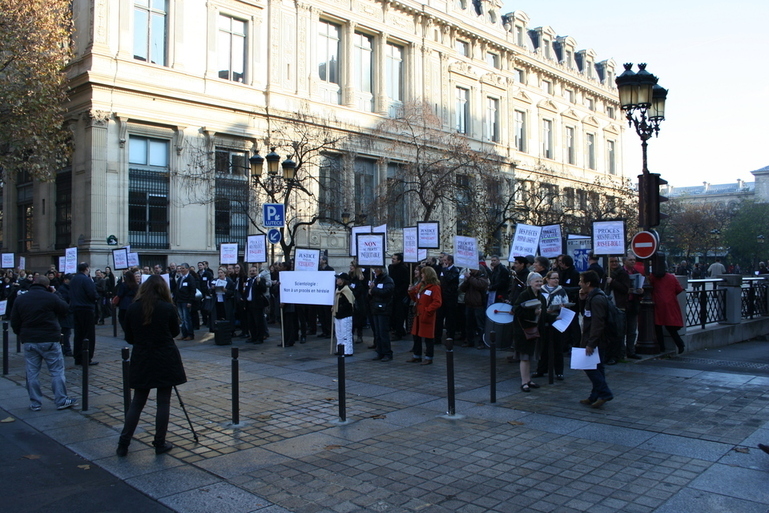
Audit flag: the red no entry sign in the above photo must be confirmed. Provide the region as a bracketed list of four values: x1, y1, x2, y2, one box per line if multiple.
[631, 231, 658, 259]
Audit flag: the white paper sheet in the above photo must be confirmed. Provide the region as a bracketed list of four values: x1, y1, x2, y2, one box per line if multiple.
[551, 307, 576, 333]
[570, 347, 601, 370]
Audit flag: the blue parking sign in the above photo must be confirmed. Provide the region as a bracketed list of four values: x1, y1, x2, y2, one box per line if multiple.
[263, 203, 284, 227]
[268, 229, 282, 245]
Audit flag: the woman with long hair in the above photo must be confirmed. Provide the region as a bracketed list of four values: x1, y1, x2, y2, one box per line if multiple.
[349, 260, 369, 345]
[407, 265, 442, 365]
[114, 270, 139, 334]
[512, 272, 547, 392]
[116, 275, 187, 457]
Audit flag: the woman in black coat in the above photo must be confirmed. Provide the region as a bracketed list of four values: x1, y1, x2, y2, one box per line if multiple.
[116, 275, 187, 457]
[512, 272, 547, 392]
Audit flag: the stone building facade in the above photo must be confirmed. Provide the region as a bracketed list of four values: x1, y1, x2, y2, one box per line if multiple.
[1, 0, 625, 271]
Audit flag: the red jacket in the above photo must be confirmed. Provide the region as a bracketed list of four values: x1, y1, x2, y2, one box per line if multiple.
[408, 283, 442, 339]
[650, 273, 684, 327]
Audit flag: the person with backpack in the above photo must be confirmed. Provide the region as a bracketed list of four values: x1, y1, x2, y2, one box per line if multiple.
[577, 270, 614, 409]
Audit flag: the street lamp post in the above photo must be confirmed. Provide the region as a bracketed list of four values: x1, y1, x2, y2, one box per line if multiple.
[616, 63, 668, 354]
[249, 147, 297, 263]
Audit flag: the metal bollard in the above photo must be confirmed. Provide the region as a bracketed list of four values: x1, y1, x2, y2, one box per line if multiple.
[489, 331, 496, 403]
[121, 347, 131, 419]
[336, 344, 346, 422]
[231, 347, 239, 425]
[16, 320, 21, 353]
[2, 321, 8, 375]
[112, 301, 118, 338]
[81, 342, 89, 412]
[445, 338, 455, 416]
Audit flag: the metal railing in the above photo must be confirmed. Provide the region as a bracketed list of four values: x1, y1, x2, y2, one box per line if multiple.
[741, 278, 768, 319]
[685, 287, 726, 328]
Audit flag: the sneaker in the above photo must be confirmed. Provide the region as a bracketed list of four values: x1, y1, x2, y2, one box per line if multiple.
[29, 405, 41, 412]
[57, 398, 78, 410]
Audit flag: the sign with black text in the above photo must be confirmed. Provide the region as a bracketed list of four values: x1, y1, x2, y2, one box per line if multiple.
[356, 233, 386, 267]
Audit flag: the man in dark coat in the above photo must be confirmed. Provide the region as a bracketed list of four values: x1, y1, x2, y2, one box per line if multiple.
[173, 263, 197, 341]
[243, 266, 268, 344]
[558, 254, 582, 349]
[460, 269, 489, 348]
[488, 255, 511, 305]
[11, 276, 78, 411]
[388, 252, 410, 340]
[508, 255, 530, 305]
[70, 262, 98, 366]
[435, 254, 460, 345]
[578, 270, 614, 409]
[604, 256, 639, 362]
[369, 266, 395, 361]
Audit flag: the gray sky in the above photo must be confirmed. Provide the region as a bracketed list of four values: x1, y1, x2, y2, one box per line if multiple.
[501, 0, 769, 187]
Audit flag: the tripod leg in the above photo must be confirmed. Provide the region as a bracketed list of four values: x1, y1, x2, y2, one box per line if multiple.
[173, 386, 199, 443]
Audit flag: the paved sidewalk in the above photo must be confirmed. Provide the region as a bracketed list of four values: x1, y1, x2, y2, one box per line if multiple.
[2, 322, 769, 513]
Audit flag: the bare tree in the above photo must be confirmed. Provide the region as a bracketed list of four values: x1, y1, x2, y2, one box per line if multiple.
[174, 111, 347, 261]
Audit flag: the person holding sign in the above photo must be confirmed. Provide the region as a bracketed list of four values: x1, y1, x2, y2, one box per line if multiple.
[577, 271, 614, 408]
[406, 266, 443, 365]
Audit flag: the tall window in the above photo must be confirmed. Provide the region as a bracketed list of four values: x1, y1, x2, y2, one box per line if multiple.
[515, 26, 524, 46]
[586, 98, 595, 111]
[218, 15, 246, 82]
[386, 163, 407, 228]
[455, 40, 469, 56]
[455, 87, 469, 134]
[586, 133, 596, 170]
[55, 171, 72, 250]
[353, 32, 374, 112]
[542, 119, 553, 159]
[486, 52, 499, 68]
[318, 154, 343, 222]
[456, 174, 472, 235]
[134, 0, 167, 65]
[318, 20, 341, 104]
[565, 127, 575, 165]
[16, 171, 33, 253]
[607, 106, 615, 119]
[514, 110, 526, 152]
[514, 68, 525, 84]
[485, 97, 499, 142]
[385, 43, 403, 109]
[541, 79, 552, 95]
[564, 89, 574, 103]
[128, 136, 169, 249]
[214, 148, 249, 247]
[354, 158, 377, 219]
[607, 140, 616, 175]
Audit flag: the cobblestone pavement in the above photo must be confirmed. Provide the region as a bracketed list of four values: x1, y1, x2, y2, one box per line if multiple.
[2, 322, 769, 513]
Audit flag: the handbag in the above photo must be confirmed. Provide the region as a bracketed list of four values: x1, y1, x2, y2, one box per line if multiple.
[194, 288, 203, 300]
[111, 295, 120, 306]
[522, 325, 540, 340]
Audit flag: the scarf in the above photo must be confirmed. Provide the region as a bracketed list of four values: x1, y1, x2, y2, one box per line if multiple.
[333, 285, 355, 315]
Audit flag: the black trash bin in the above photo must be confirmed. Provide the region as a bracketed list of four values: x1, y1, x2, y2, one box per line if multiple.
[214, 320, 232, 346]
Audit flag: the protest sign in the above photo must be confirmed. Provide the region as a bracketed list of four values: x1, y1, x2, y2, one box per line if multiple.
[112, 248, 129, 270]
[509, 224, 542, 259]
[247, 235, 267, 263]
[65, 247, 78, 274]
[417, 221, 440, 249]
[403, 227, 419, 263]
[350, 225, 372, 257]
[0, 253, 12, 268]
[279, 271, 335, 306]
[356, 233, 386, 267]
[220, 243, 239, 264]
[454, 236, 478, 270]
[539, 225, 563, 258]
[295, 248, 320, 272]
[566, 235, 591, 272]
[592, 220, 625, 255]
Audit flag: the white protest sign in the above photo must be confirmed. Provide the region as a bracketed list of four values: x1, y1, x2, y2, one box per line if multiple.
[356, 233, 386, 267]
[350, 225, 372, 258]
[566, 235, 592, 272]
[295, 248, 320, 272]
[403, 227, 419, 263]
[279, 270, 335, 306]
[0, 300, 6, 316]
[373, 223, 388, 252]
[539, 225, 563, 258]
[112, 248, 129, 270]
[454, 236, 478, 270]
[19, 256, 26, 271]
[127, 252, 140, 267]
[592, 220, 625, 256]
[65, 247, 78, 274]
[58, 256, 66, 273]
[418, 249, 427, 261]
[417, 221, 440, 249]
[1, 253, 13, 268]
[509, 224, 542, 259]
[247, 235, 267, 263]
[220, 243, 239, 264]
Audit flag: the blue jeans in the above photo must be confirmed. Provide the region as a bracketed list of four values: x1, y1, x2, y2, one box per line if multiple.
[584, 348, 613, 401]
[25, 342, 69, 408]
[371, 314, 392, 357]
[177, 302, 193, 337]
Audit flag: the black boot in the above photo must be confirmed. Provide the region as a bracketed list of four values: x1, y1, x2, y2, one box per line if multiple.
[153, 441, 174, 455]
[116, 442, 129, 457]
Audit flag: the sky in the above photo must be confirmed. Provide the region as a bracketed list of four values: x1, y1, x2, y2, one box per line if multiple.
[501, 0, 769, 187]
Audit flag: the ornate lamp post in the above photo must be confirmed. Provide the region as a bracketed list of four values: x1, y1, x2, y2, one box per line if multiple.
[616, 63, 669, 354]
[249, 147, 297, 262]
